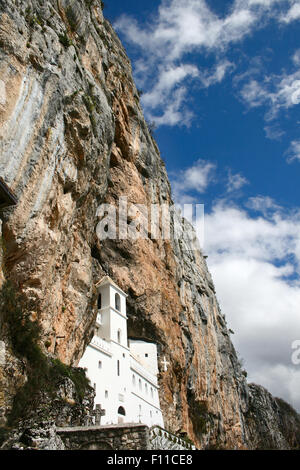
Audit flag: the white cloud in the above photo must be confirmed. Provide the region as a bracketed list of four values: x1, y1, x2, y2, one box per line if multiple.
[264, 124, 285, 140]
[240, 79, 269, 107]
[199, 60, 235, 87]
[240, 70, 300, 119]
[171, 159, 216, 203]
[115, 0, 270, 58]
[239, 52, 300, 154]
[147, 87, 195, 127]
[141, 61, 236, 126]
[275, 75, 300, 107]
[246, 195, 281, 214]
[115, 0, 294, 127]
[248, 0, 284, 5]
[140, 64, 199, 126]
[286, 139, 300, 161]
[292, 49, 300, 66]
[280, 1, 300, 23]
[204, 200, 300, 410]
[142, 65, 199, 110]
[227, 170, 249, 192]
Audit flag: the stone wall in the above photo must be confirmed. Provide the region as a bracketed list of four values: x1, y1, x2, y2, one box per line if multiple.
[57, 424, 150, 450]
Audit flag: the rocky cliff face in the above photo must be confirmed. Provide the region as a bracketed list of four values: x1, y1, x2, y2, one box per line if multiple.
[0, 0, 299, 450]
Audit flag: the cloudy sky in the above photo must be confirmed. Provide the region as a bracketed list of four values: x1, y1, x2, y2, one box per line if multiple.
[105, 0, 300, 411]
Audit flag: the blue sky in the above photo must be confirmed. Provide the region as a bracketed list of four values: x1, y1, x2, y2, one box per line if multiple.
[104, 1, 300, 411]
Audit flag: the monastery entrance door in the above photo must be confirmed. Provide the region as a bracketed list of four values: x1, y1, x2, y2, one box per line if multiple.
[118, 406, 126, 424]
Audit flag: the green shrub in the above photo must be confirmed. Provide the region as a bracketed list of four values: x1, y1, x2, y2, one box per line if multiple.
[0, 281, 42, 365]
[51, 359, 89, 401]
[59, 33, 73, 48]
[0, 281, 90, 427]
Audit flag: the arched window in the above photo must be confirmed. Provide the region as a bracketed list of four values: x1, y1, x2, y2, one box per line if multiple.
[115, 293, 120, 311]
[97, 293, 102, 309]
[145, 383, 148, 394]
[151, 387, 153, 398]
[117, 329, 121, 344]
[117, 360, 120, 376]
[132, 375, 136, 386]
[139, 379, 142, 390]
[118, 406, 126, 416]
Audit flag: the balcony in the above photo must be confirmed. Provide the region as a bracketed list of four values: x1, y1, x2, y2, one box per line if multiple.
[130, 356, 157, 386]
[90, 335, 112, 356]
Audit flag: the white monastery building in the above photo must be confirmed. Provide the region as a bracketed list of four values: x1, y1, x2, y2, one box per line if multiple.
[79, 276, 165, 428]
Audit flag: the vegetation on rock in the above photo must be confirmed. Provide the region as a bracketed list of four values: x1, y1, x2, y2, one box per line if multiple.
[0, 281, 91, 444]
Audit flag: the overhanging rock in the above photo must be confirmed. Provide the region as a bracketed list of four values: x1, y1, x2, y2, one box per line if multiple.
[0, 178, 17, 209]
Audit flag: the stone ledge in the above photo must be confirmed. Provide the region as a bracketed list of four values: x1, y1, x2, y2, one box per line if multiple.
[56, 423, 150, 450]
[57, 423, 148, 433]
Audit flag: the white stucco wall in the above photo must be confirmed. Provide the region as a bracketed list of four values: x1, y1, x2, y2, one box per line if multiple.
[78, 277, 164, 428]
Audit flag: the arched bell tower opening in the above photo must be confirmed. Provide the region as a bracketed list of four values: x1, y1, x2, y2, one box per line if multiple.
[97, 293, 102, 310]
[115, 293, 120, 311]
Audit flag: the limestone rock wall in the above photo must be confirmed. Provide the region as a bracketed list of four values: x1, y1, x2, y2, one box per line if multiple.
[1, 375, 95, 450]
[0, 0, 299, 449]
[244, 384, 300, 450]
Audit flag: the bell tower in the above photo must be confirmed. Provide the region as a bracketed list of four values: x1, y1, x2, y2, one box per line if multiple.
[95, 276, 128, 347]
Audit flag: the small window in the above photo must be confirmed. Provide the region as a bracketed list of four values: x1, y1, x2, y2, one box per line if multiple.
[117, 360, 120, 376]
[98, 361, 102, 369]
[115, 293, 121, 311]
[139, 379, 142, 390]
[117, 329, 121, 344]
[97, 293, 102, 309]
[150, 411, 152, 418]
[118, 406, 125, 416]
[145, 353, 148, 357]
[105, 390, 108, 398]
[151, 388, 153, 398]
[94, 383, 96, 391]
[132, 375, 136, 386]
[145, 383, 148, 394]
